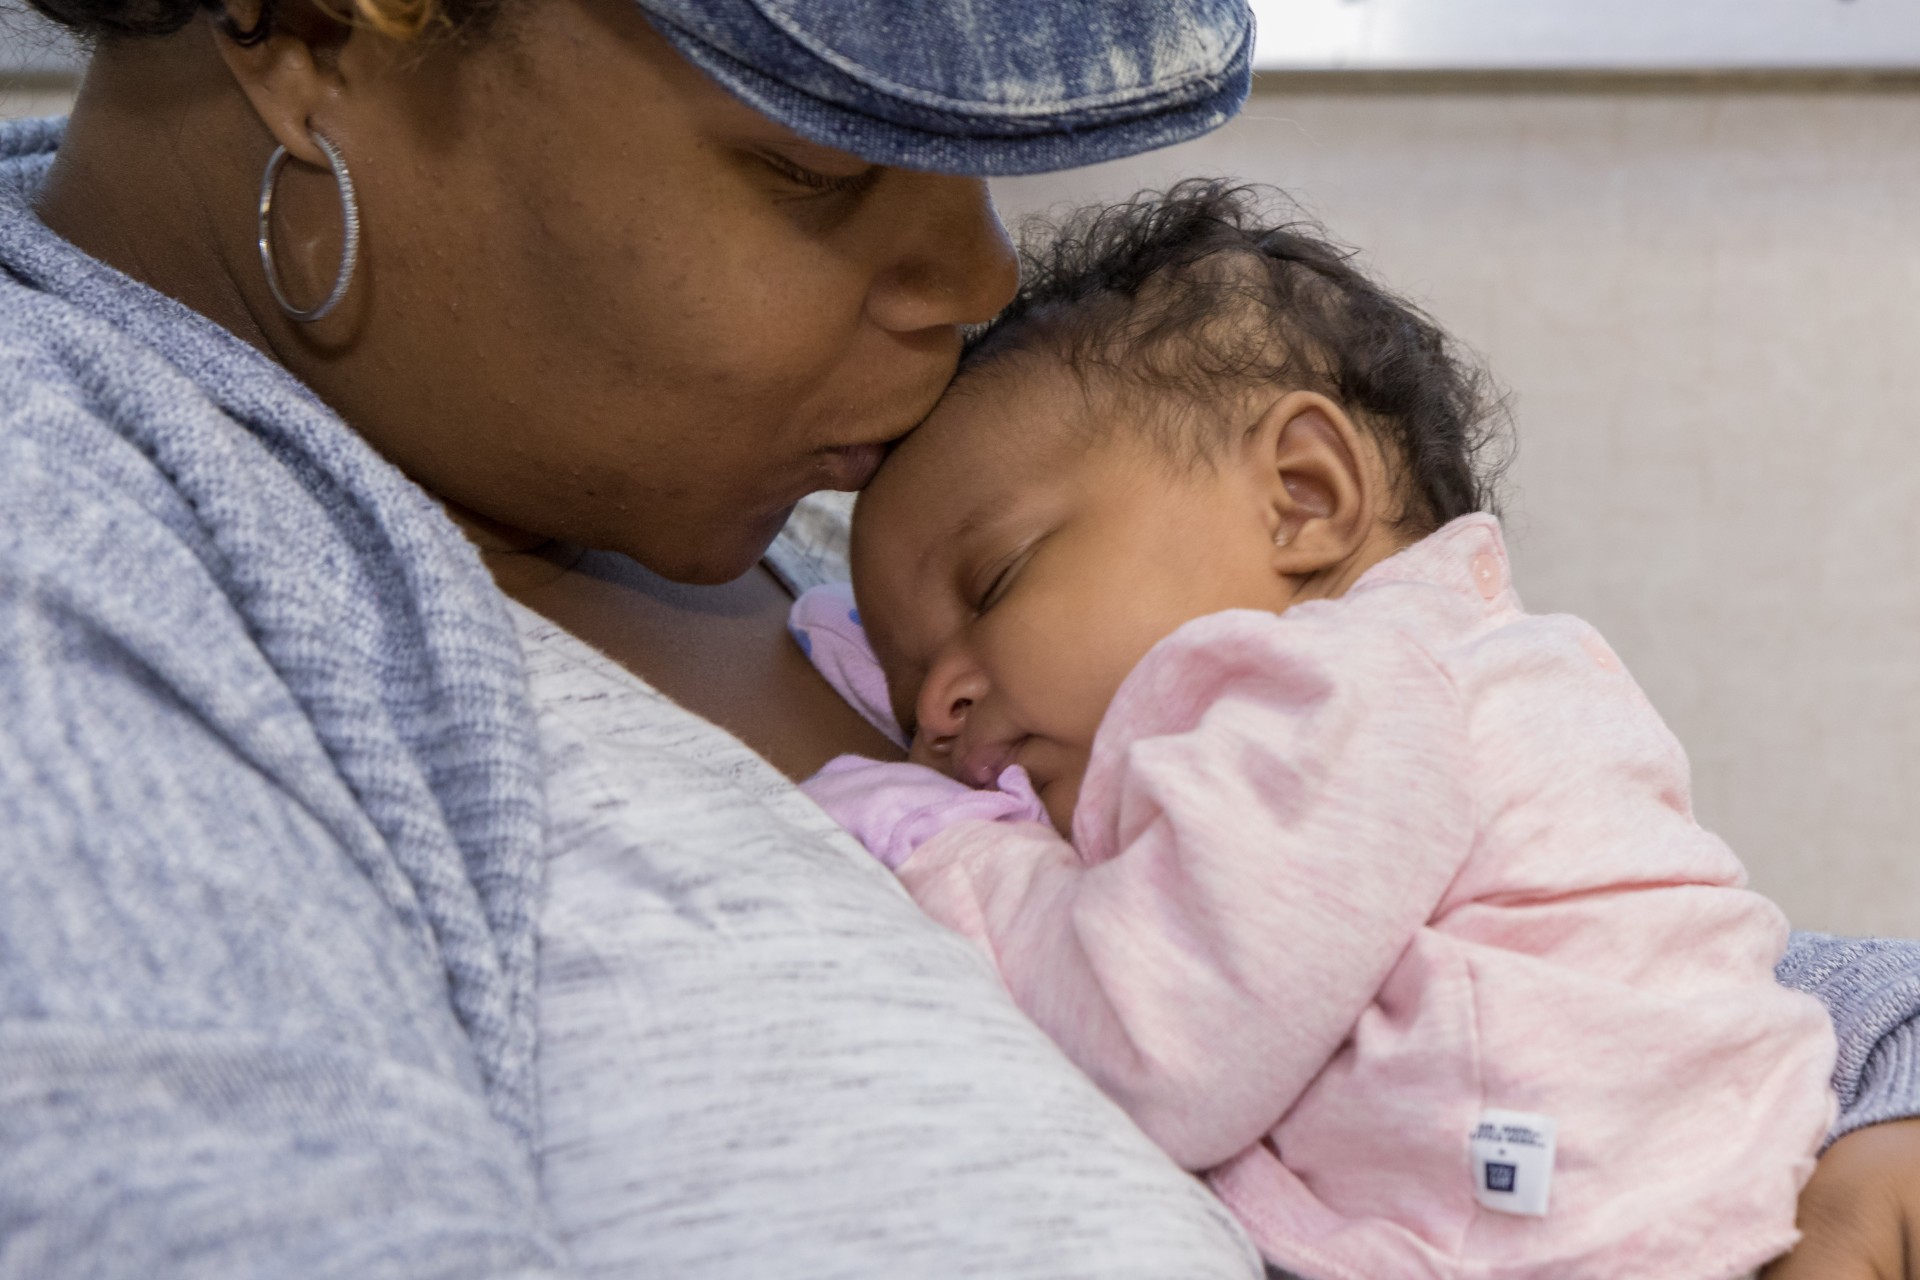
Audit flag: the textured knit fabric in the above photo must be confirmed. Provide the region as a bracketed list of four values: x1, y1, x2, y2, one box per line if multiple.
[1777, 931, 1920, 1141]
[520, 599, 1264, 1279]
[0, 116, 560, 1276]
[797, 517, 1850, 1279]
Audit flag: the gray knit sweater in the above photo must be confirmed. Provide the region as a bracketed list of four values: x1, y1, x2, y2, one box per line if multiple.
[0, 117, 558, 1277]
[1, 114, 1917, 1279]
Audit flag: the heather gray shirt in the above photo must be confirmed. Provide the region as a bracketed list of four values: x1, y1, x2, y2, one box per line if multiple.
[523, 581, 1262, 1277]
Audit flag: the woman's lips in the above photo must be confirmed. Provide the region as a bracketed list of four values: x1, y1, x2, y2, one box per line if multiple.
[818, 442, 887, 491]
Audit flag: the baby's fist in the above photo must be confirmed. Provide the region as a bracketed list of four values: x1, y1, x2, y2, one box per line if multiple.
[804, 756, 1046, 869]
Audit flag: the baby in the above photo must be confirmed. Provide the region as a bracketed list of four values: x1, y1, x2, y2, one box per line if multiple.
[790, 182, 1836, 1280]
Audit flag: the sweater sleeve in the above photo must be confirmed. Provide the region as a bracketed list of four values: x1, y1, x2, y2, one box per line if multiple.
[0, 549, 566, 1276]
[1778, 932, 1920, 1143]
[899, 612, 1476, 1171]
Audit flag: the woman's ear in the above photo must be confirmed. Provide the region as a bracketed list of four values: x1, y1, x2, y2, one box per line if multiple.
[1248, 390, 1378, 577]
[209, 0, 358, 166]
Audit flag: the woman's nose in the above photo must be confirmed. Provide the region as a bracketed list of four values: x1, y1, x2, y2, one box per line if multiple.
[865, 175, 1019, 334]
[914, 653, 989, 751]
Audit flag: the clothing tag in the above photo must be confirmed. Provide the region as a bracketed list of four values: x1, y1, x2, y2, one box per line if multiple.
[1468, 1109, 1556, 1217]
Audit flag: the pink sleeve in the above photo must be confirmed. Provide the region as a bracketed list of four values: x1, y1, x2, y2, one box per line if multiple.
[899, 611, 1477, 1171]
[802, 755, 1049, 870]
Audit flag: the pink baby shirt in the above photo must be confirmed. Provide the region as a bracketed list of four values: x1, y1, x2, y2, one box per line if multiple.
[790, 515, 1837, 1280]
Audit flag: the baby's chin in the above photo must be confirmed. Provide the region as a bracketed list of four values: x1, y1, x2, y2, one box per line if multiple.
[1036, 771, 1082, 840]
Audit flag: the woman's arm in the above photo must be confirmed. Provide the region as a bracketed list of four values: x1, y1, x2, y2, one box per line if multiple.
[1778, 933, 1920, 1139]
[1765, 935, 1920, 1279]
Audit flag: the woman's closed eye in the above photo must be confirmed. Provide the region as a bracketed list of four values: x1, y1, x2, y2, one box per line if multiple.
[754, 149, 882, 199]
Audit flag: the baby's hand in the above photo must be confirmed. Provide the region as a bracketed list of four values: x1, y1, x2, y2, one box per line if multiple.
[804, 756, 1047, 869]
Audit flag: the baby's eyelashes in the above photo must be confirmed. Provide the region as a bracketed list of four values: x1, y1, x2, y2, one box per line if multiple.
[969, 537, 1045, 615]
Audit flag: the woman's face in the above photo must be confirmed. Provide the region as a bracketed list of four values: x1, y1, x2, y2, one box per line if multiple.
[302, 0, 1018, 582]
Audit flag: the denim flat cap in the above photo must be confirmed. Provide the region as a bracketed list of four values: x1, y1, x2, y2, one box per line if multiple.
[633, 0, 1254, 176]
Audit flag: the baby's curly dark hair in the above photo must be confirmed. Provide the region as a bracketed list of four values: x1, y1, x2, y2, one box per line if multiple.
[964, 180, 1510, 536]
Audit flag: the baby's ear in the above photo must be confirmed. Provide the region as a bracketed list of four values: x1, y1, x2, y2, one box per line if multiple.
[1252, 391, 1380, 575]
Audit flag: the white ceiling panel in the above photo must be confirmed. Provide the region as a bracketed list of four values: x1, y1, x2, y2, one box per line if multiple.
[1252, 0, 1920, 71]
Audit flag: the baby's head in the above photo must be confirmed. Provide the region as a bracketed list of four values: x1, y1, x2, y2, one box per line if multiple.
[851, 181, 1506, 831]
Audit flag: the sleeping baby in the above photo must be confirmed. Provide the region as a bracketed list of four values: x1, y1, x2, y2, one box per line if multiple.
[789, 181, 1835, 1280]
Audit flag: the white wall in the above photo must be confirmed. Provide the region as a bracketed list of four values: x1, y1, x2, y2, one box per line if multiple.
[0, 83, 71, 117]
[994, 85, 1920, 939]
[1247, 0, 1920, 71]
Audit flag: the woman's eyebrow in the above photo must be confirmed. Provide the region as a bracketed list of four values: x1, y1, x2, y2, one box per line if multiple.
[742, 123, 875, 174]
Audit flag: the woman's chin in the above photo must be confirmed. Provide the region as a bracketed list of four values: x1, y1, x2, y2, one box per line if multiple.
[638, 546, 773, 586]
[623, 505, 797, 586]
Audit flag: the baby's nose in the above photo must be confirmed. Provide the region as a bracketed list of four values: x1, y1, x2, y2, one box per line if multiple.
[914, 658, 988, 755]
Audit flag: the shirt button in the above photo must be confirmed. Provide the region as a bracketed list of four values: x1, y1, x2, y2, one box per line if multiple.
[1471, 553, 1503, 600]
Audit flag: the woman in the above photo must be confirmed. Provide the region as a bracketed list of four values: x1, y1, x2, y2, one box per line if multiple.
[0, 0, 1913, 1275]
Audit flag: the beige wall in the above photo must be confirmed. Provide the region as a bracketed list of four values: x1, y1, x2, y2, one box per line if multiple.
[995, 84, 1920, 939]
[0, 83, 72, 120]
[9, 78, 1918, 937]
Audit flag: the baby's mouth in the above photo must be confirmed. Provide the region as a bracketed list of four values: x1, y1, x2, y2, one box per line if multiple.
[912, 722, 1029, 792]
[953, 737, 1019, 790]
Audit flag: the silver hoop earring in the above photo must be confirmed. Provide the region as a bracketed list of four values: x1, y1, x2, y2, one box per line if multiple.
[257, 131, 361, 324]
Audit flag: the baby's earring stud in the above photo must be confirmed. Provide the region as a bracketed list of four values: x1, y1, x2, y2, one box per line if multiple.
[1273, 527, 1292, 548]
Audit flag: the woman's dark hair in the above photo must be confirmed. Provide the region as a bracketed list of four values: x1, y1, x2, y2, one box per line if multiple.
[965, 180, 1510, 535]
[26, 0, 498, 44]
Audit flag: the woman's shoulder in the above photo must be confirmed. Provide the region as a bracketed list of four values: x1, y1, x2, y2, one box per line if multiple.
[0, 243, 548, 1141]
[0, 274, 228, 573]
